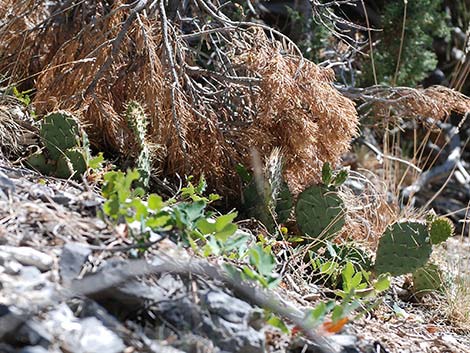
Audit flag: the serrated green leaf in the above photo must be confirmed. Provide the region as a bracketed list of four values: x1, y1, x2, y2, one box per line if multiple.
[215, 212, 237, 232]
[373, 274, 391, 292]
[267, 315, 289, 333]
[147, 194, 163, 211]
[146, 215, 171, 229]
[89, 153, 104, 170]
[196, 218, 216, 235]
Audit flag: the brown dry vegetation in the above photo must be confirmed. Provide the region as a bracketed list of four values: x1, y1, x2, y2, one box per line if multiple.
[0, 0, 358, 197]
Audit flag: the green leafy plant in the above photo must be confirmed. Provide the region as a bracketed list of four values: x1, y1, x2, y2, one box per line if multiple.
[101, 170, 280, 288]
[10, 86, 33, 106]
[361, 0, 450, 86]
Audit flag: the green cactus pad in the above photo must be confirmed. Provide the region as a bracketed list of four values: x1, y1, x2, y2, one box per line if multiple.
[412, 263, 443, 293]
[40, 111, 84, 160]
[137, 146, 151, 188]
[55, 148, 87, 180]
[295, 184, 345, 240]
[374, 221, 432, 276]
[274, 181, 292, 224]
[429, 217, 454, 245]
[124, 101, 151, 187]
[26, 152, 54, 175]
[65, 148, 88, 176]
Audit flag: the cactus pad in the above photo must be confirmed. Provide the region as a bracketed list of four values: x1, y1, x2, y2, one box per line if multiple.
[125, 101, 151, 187]
[275, 181, 292, 224]
[295, 184, 345, 240]
[374, 221, 432, 276]
[429, 217, 454, 245]
[26, 152, 54, 174]
[40, 112, 83, 160]
[55, 148, 87, 179]
[412, 263, 443, 293]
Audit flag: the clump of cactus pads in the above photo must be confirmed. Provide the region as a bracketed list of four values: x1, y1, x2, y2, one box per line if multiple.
[124, 101, 152, 188]
[40, 111, 88, 160]
[374, 221, 432, 276]
[428, 216, 454, 245]
[26, 111, 91, 180]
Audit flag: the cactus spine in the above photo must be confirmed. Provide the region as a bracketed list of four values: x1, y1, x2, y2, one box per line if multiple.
[124, 101, 151, 188]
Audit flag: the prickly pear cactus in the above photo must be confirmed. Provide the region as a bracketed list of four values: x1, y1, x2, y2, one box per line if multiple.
[374, 221, 432, 276]
[26, 111, 91, 180]
[275, 181, 292, 224]
[429, 217, 454, 245]
[412, 263, 443, 293]
[295, 184, 345, 240]
[40, 112, 84, 160]
[241, 149, 293, 232]
[125, 101, 151, 188]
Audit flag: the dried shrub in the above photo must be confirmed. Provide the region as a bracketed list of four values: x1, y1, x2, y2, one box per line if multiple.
[367, 86, 470, 122]
[0, 1, 359, 196]
[235, 33, 358, 192]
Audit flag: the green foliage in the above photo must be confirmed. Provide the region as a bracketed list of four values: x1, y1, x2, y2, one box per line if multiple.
[102, 171, 280, 289]
[124, 101, 152, 188]
[10, 86, 33, 106]
[286, 7, 331, 62]
[361, 0, 450, 86]
[374, 221, 432, 276]
[308, 241, 389, 299]
[25, 111, 98, 180]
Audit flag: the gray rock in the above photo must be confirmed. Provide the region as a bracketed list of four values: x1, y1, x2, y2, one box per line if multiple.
[0, 171, 15, 199]
[14, 320, 52, 348]
[19, 347, 50, 353]
[59, 243, 91, 283]
[330, 334, 360, 353]
[0, 246, 53, 271]
[205, 291, 253, 324]
[201, 291, 265, 353]
[3, 260, 23, 275]
[0, 304, 26, 339]
[44, 304, 125, 353]
[77, 317, 126, 353]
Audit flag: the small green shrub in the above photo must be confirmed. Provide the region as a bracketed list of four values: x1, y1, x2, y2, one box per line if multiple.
[361, 0, 449, 86]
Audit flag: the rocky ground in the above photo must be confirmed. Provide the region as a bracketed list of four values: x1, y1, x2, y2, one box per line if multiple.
[0, 159, 469, 353]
